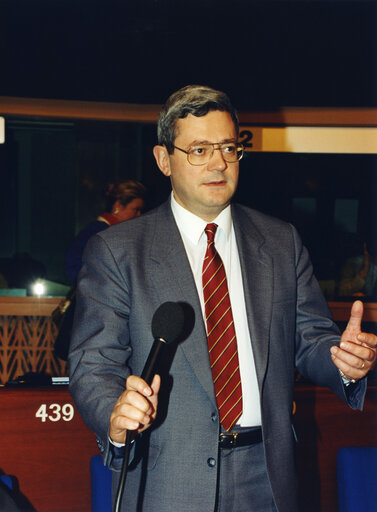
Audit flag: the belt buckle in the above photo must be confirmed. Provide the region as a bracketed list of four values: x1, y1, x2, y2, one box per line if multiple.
[220, 432, 238, 449]
[230, 432, 238, 448]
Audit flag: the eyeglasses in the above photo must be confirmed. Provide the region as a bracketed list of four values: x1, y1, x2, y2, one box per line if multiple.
[173, 142, 244, 166]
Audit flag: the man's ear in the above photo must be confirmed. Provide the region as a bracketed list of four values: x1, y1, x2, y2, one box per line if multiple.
[111, 199, 121, 214]
[153, 145, 171, 177]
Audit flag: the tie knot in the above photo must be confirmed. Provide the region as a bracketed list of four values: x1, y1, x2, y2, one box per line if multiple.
[204, 223, 218, 243]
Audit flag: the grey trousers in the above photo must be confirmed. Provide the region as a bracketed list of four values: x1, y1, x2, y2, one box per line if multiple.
[216, 436, 278, 512]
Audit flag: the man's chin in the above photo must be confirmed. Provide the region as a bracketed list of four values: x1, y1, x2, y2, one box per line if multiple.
[203, 188, 235, 207]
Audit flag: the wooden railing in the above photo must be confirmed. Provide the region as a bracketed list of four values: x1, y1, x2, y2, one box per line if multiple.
[0, 297, 67, 384]
[0, 297, 375, 385]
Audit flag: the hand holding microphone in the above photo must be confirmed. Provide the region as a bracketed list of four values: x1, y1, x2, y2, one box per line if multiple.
[110, 302, 184, 443]
[112, 302, 185, 512]
[110, 374, 161, 442]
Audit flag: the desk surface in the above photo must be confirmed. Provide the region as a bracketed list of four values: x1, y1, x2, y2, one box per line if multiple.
[0, 297, 61, 316]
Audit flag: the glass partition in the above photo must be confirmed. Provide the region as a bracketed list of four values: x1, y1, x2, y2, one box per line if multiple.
[235, 151, 376, 301]
[0, 109, 376, 301]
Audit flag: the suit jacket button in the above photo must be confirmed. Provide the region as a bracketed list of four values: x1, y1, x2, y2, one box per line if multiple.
[207, 458, 216, 467]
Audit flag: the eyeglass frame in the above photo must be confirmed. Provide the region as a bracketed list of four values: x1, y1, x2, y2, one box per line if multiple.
[172, 141, 244, 166]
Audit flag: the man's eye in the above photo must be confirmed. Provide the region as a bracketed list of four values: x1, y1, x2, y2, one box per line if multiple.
[190, 146, 208, 156]
[223, 144, 237, 153]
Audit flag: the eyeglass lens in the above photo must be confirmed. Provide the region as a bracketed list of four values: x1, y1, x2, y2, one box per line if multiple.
[188, 143, 243, 165]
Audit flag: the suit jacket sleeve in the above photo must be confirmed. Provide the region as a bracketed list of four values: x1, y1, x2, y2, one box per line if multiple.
[68, 232, 133, 466]
[291, 223, 367, 410]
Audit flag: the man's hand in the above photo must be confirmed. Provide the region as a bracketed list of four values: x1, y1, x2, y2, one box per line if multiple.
[331, 300, 377, 381]
[109, 374, 161, 444]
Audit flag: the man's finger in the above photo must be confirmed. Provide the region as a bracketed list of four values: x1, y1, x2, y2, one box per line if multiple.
[357, 332, 377, 349]
[150, 374, 161, 395]
[126, 375, 153, 397]
[342, 300, 363, 339]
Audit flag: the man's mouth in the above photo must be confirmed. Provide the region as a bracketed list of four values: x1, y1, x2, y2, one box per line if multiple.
[203, 180, 227, 186]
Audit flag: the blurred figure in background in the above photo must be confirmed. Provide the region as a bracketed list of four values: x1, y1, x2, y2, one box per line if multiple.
[54, 179, 146, 361]
[65, 180, 146, 285]
[337, 232, 377, 299]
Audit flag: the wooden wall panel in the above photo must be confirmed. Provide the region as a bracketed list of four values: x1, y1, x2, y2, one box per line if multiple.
[0, 387, 97, 512]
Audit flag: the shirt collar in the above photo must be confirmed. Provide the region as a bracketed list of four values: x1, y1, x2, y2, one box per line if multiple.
[170, 193, 232, 245]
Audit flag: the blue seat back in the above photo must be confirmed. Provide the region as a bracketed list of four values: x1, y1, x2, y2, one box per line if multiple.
[0, 474, 13, 490]
[90, 454, 112, 512]
[337, 446, 377, 512]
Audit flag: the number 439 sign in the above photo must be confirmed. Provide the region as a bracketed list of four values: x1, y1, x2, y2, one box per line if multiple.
[35, 403, 75, 422]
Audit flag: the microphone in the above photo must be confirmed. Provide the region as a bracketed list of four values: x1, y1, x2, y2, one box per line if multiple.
[115, 301, 184, 512]
[141, 301, 185, 385]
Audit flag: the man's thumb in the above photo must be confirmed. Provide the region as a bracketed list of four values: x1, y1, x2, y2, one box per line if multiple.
[345, 300, 363, 334]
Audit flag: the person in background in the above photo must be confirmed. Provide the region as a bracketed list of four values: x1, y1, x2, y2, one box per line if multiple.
[65, 179, 146, 285]
[337, 233, 377, 299]
[54, 179, 146, 361]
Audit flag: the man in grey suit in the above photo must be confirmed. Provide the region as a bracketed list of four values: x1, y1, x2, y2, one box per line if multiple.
[68, 85, 377, 512]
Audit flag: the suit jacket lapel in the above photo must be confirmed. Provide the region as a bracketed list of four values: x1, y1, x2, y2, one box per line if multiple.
[148, 201, 217, 406]
[232, 205, 273, 389]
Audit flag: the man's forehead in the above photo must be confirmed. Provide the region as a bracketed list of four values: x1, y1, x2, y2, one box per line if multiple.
[174, 111, 237, 142]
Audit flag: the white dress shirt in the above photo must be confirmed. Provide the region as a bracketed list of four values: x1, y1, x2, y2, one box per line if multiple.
[170, 194, 261, 427]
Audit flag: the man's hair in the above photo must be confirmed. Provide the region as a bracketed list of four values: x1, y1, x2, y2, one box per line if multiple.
[157, 85, 239, 153]
[103, 180, 146, 212]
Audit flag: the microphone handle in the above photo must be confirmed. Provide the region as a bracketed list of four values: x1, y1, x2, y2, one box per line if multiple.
[140, 337, 166, 385]
[114, 337, 167, 512]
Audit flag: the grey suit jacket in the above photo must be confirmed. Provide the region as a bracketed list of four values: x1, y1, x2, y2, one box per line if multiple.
[68, 200, 366, 512]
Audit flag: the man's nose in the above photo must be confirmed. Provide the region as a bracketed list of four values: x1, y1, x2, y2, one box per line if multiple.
[207, 148, 227, 171]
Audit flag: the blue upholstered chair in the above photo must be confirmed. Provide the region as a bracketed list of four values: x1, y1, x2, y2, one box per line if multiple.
[90, 455, 112, 512]
[337, 446, 377, 512]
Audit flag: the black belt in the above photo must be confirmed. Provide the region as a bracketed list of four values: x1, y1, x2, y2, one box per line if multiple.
[219, 427, 262, 450]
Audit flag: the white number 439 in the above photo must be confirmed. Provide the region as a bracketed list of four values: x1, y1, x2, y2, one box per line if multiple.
[35, 403, 74, 422]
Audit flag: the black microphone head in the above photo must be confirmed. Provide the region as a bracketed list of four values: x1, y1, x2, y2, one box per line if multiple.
[151, 302, 184, 344]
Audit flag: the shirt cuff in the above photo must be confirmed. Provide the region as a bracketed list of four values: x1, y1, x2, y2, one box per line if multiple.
[108, 437, 126, 459]
[109, 436, 125, 448]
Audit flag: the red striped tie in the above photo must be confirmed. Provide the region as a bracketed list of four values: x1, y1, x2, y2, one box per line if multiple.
[202, 223, 243, 432]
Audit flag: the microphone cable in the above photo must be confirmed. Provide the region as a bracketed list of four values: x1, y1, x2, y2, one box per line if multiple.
[114, 430, 134, 512]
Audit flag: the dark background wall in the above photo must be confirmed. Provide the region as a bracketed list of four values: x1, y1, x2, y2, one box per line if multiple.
[0, 0, 376, 293]
[1, 0, 376, 108]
